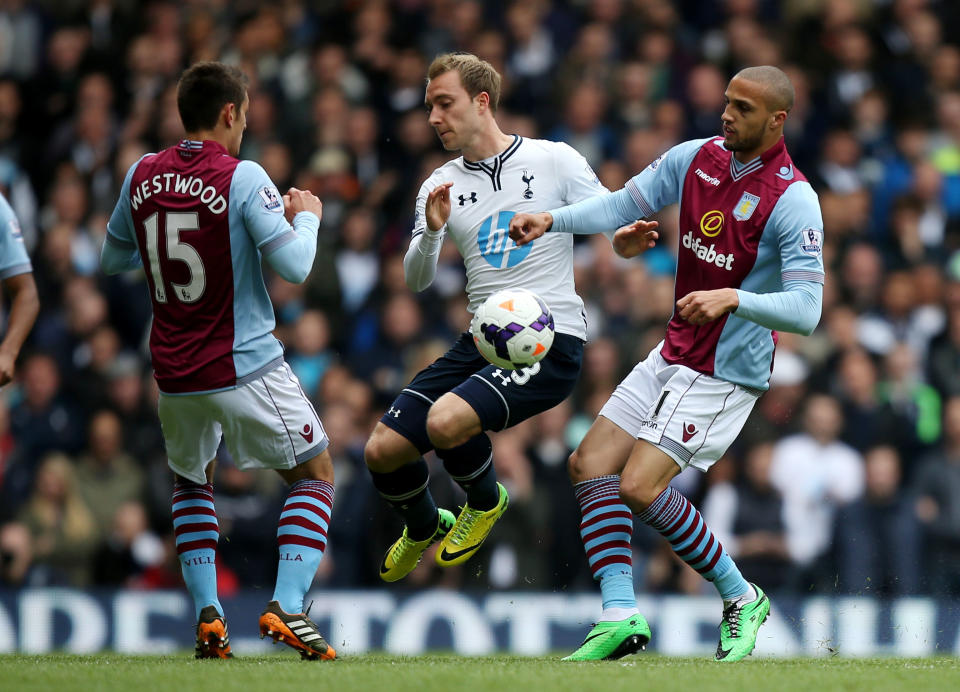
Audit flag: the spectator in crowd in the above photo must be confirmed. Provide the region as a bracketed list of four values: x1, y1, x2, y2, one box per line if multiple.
[16, 452, 100, 586]
[704, 442, 791, 593]
[771, 394, 864, 591]
[73, 409, 145, 537]
[835, 445, 921, 596]
[913, 396, 960, 597]
[92, 500, 164, 586]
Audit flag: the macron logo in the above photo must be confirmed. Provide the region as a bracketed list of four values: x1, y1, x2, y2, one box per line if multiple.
[695, 168, 721, 186]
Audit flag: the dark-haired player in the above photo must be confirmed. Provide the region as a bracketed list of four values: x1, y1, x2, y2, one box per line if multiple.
[102, 62, 335, 660]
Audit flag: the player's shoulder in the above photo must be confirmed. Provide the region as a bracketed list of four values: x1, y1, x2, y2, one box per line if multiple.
[641, 137, 716, 175]
[125, 151, 160, 184]
[521, 137, 580, 160]
[693, 136, 730, 163]
[417, 158, 464, 193]
[778, 178, 821, 209]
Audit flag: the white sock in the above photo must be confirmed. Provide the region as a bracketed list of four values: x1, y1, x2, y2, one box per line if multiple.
[599, 606, 640, 622]
[724, 584, 757, 607]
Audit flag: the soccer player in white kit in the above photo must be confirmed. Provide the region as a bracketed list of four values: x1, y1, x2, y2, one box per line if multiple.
[511, 66, 824, 662]
[363, 53, 655, 613]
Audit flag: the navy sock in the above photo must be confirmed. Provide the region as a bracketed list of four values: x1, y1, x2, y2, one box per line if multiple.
[436, 433, 499, 510]
[369, 459, 439, 541]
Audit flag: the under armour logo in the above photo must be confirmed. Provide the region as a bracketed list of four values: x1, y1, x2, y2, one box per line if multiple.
[458, 192, 478, 205]
[491, 369, 512, 387]
[387, 407, 402, 418]
[522, 170, 535, 199]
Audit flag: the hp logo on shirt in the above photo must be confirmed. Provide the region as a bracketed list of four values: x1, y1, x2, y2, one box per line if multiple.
[477, 211, 532, 268]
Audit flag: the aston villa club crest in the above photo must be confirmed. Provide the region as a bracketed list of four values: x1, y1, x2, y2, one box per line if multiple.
[733, 192, 760, 221]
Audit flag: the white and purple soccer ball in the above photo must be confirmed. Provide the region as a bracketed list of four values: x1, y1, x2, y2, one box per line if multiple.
[470, 288, 555, 370]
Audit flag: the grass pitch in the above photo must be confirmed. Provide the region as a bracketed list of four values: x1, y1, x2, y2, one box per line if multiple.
[2, 653, 959, 692]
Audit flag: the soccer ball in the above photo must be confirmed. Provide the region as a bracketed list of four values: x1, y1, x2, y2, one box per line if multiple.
[470, 288, 555, 370]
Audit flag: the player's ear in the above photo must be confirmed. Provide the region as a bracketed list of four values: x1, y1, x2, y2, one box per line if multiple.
[475, 90, 490, 113]
[770, 109, 787, 129]
[223, 102, 236, 128]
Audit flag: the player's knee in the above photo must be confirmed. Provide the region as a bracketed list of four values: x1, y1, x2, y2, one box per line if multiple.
[364, 432, 398, 474]
[567, 447, 589, 483]
[619, 469, 660, 510]
[425, 406, 467, 450]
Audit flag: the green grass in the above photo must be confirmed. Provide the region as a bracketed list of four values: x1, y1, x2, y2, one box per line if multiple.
[2, 653, 960, 692]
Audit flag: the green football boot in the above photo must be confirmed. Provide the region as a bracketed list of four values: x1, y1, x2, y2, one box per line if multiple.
[379, 509, 456, 582]
[562, 615, 651, 661]
[715, 582, 771, 662]
[436, 483, 509, 567]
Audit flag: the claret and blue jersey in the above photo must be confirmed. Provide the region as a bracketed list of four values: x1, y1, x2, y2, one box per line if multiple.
[551, 136, 825, 391]
[101, 139, 319, 394]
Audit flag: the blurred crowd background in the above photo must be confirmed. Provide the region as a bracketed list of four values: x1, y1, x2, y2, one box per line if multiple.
[1, 0, 960, 602]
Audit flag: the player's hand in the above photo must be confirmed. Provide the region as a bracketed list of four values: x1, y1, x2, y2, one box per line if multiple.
[0, 348, 15, 387]
[508, 212, 552, 246]
[676, 288, 739, 325]
[425, 182, 454, 232]
[612, 219, 659, 258]
[283, 187, 323, 223]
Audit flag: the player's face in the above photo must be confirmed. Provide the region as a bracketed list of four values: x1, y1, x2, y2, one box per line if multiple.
[226, 93, 249, 157]
[425, 70, 483, 152]
[720, 77, 775, 156]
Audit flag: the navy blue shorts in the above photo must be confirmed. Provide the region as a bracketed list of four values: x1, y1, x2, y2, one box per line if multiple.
[380, 331, 584, 453]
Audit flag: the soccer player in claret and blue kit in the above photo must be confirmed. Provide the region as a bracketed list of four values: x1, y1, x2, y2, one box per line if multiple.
[363, 52, 656, 602]
[101, 62, 336, 661]
[510, 66, 824, 662]
[0, 191, 39, 388]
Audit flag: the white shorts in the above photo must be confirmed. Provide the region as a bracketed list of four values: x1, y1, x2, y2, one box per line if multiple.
[599, 342, 760, 472]
[158, 362, 329, 484]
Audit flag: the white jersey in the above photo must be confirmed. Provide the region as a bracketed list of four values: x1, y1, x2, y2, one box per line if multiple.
[411, 136, 609, 340]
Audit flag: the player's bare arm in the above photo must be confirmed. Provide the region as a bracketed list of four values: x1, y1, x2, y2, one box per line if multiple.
[612, 220, 659, 258]
[425, 181, 454, 231]
[508, 211, 553, 245]
[676, 288, 740, 325]
[282, 187, 323, 224]
[0, 272, 39, 386]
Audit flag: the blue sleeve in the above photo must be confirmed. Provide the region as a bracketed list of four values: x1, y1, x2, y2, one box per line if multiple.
[100, 158, 144, 274]
[0, 193, 32, 278]
[264, 212, 321, 283]
[549, 138, 707, 235]
[231, 160, 319, 284]
[549, 187, 646, 235]
[735, 280, 823, 335]
[771, 181, 826, 284]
